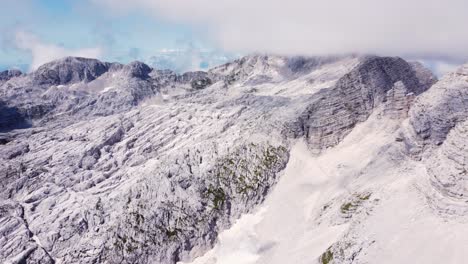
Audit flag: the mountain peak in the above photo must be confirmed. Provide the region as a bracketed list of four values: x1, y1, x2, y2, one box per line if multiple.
[122, 61, 153, 78]
[0, 69, 22, 82]
[32, 56, 111, 85]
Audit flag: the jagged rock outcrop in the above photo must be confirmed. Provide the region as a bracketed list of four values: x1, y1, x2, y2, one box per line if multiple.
[103, 143, 288, 263]
[32, 57, 116, 85]
[286, 56, 436, 151]
[406, 64, 468, 152]
[382, 81, 416, 119]
[208, 54, 350, 86]
[395, 63, 468, 218]
[427, 120, 468, 200]
[0, 69, 22, 83]
[178, 71, 212, 90]
[122, 61, 152, 79]
[208, 55, 285, 85]
[0, 59, 216, 130]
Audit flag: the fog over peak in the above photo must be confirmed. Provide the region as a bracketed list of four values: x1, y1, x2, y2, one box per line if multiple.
[15, 31, 103, 71]
[93, 0, 468, 63]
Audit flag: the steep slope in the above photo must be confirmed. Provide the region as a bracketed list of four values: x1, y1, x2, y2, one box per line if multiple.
[405, 64, 468, 152]
[404, 64, 468, 217]
[185, 63, 468, 264]
[287, 56, 435, 151]
[0, 55, 442, 264]
[184, 110, 404, 264]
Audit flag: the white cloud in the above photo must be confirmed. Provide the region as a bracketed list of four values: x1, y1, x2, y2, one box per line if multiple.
[146, 48, 237, 72]
[419, 60, 461, 77]
[15, 31, 103, 71]
[92, 0, 468, 63]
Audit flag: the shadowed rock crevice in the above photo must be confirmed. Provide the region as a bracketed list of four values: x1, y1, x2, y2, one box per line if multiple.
[0, 101, 31, 132]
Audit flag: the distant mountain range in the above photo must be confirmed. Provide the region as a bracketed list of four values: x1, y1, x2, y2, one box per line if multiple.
[144, 49, 240, 73]
[0, 51, 238, 75]
[0, 64, 28, 73]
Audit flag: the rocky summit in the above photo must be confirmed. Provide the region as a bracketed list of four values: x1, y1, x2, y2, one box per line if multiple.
[1, 54, 467, 264]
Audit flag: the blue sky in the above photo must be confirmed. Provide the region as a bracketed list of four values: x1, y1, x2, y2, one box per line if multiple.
[1, 0, 466, 76]
[0, 0, 225, 71]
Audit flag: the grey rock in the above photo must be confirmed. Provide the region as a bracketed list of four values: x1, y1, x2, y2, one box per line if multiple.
[122, 61, 152, 79]
[179, 71, 212, 90]
[0, 69, 22, 83]
[407, 64, 468, 151]
[0, 54, 447, 264]
[398, 63, 468, 217]
[427, 120, 468, 200]
[0, 101, 30, 131]
[382, 81, 416, 119]
[286, 56, 436, 151]
[32, 57, 114, 85]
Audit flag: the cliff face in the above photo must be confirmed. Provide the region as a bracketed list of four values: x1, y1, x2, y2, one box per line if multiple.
[32, 57, 116, 85]
[184, 60, 468, 264]
[407, 64, 468, 150]
[286, 56, 436, 151]
[4, 54, 468, 264]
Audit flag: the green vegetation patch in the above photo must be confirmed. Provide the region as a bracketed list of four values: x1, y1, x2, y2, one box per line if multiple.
[320, 247, 334, 264]
[206, 185, 226, 210]
[340, 202, 356, 214]
[340, 192, 372, 214]
[210, 144, 288, 199]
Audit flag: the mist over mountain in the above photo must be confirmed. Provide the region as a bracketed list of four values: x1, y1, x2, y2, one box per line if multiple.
[144, 50, 239, 73]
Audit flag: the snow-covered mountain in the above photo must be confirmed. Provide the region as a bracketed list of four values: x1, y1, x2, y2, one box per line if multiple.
[0, 54, 466, 264]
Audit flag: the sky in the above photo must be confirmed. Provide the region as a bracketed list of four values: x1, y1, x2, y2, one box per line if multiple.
[0, 0, 466, 75]
[0, 0, 233, 72]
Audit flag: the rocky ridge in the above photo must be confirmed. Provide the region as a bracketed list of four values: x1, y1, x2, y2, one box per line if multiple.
[2, 54, 467, 264]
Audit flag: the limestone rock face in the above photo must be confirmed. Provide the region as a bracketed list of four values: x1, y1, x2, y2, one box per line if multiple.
[427, 120, 468, 200]
[0, 69, 22, 83]
[0, 59, 217, 131]
[407, 64, 468, 151]
[179, 71, 212, 90]
[208, 54, 350, 86]
[0, 202, 55, 264]
[398, 63, 468, 218]
[287, 56, 436, 151]
[383, 81, 416, 119]
[0, 54, 451, 264]
[32, 57, 115, 85]
[122, 61, 152, 79]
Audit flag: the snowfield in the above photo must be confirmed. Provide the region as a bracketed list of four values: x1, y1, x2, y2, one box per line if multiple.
[186, 106, 468, 264]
